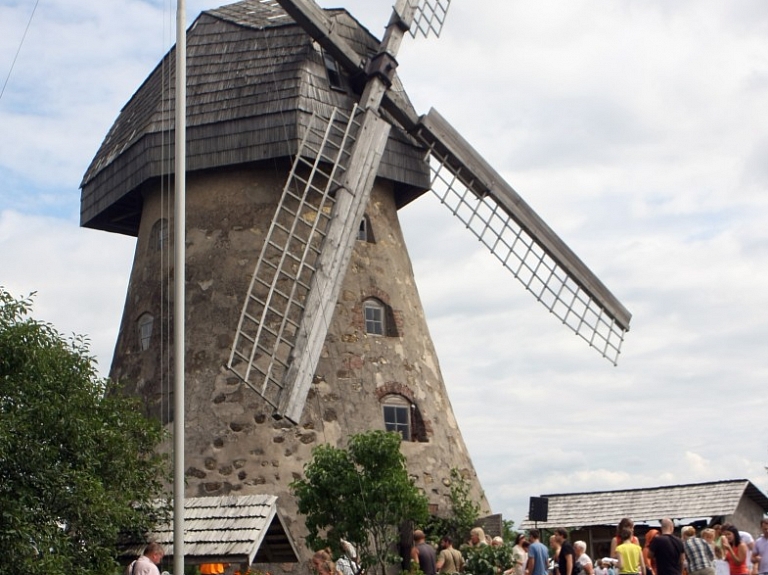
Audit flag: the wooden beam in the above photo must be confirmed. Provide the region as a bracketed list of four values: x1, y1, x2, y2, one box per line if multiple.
[274, 0, 422, 133]
[277, 111, 392, 422]
[275, 0, 365, 76]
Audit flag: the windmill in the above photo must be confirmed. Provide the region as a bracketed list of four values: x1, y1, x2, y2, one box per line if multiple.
[226, 0, 631, 423]
[80, 0, 631, 568]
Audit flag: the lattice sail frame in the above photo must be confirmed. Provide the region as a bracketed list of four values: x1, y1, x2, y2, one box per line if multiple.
[228, 107, 362, 407]
[427, 150, 627, 365]
[409, 0, 451, 38]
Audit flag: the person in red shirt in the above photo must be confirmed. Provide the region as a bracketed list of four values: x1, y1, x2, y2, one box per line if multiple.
[645, 529, 660, 575]
[722, 527, 749, 575]
[612, 519, 640, 560]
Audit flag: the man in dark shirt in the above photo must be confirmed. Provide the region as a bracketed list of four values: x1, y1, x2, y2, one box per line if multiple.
[649, 519, 685, 575]
[554, 527, 576, 575]
[412, 529, 437, 575]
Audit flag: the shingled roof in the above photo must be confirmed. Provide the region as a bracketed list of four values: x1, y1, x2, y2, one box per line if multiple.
[121, 495, 299, 565]
[80, 0, 430, 236]
[519, 479, 768, 529]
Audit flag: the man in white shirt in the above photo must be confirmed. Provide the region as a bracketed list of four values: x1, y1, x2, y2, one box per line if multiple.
[129, 543, 164, 575]
[752, 520, 768, 575]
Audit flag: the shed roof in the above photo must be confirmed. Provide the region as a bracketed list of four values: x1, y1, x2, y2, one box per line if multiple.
[80, 0, 429, 236]
[121, 495, 299, 565]
[519, 479, 768, 529]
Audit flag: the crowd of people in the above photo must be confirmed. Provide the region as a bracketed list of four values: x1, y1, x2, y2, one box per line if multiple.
[126, 516, 768, 575]
[509, 518, 768, 575]
[305, 517, 768, 575]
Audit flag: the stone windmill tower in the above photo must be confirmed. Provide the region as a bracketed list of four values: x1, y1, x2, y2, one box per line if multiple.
[80, 0, 631, 564]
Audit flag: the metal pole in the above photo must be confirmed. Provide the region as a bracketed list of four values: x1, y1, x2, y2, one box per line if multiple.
[173, 0, 186, 573]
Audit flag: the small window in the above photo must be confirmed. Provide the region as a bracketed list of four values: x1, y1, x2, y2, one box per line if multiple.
[322, 50, 344, 91]
[357, 215, 374, 243]
[363, 299, 385, 335]
[382, 395, 411, 441]
[138, 313, 154, 351]
[357, 218, 368, 241]
[150, 218, 169, 252]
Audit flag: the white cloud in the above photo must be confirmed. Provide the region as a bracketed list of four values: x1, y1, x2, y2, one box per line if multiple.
[0, 210, 134, 376]
[2, 0, 768, 527]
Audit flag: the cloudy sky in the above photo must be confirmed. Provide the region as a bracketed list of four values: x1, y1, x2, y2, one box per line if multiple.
[2, 0, 768, 527]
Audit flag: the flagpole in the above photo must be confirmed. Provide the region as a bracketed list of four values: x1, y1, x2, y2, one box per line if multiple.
[173, 0, 186, 573]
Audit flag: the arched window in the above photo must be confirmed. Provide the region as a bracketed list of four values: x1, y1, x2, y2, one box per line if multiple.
[357, 215, 374, 242]
[363, 299, 385, 336]
[149, 218, 169, 252]
[357, 217, 368, 241]
[138, 313, 154, 351]
[381, 395, 411, 441]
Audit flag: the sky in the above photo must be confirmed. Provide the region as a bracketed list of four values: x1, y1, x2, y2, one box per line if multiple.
[2, 0, 768, 528]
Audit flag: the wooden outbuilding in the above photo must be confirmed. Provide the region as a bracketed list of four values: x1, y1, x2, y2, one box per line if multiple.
[121, 495, 299, 571]
[520, 479, 768, 559]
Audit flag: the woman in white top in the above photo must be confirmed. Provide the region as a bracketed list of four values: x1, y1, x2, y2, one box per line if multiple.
[575, 541, 595, 575]
[506, 533, 529, 575]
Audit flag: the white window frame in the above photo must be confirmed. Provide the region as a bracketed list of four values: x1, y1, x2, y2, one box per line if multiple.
[363, 299, 385, 336]
[382, 395, 411, 441]
[138, 313, 154, 351]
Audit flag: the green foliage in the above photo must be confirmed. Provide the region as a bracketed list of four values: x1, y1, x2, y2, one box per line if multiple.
[448, 468, 481, 542]
[501, 520, 517, 546]
[462, 542, 515, 575]
[425, 468, 481, 545]
[0, 288, 170, 575]
[291, 430, 430, 575]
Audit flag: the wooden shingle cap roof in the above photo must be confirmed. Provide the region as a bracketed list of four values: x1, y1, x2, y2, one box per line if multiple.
[80, 0, 429, 236]
[121, 494, 299, 565]
[519, 479, 768, 529]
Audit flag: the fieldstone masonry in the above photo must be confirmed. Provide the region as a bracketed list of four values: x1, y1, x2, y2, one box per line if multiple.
[109, 164, 491, 570]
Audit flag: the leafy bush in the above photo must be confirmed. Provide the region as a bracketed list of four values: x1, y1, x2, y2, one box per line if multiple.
[462, 543, 515, 575]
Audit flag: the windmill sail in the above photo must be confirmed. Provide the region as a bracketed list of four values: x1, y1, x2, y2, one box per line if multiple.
[227, 0, 629, 424]
[268, 0, 632, 364]
[276, 108, 391, 422]
[413, 109, 631, 364]
[409, 0, 452, 38]
[228, 107, 362, 413]
[230, 0, 412, 421]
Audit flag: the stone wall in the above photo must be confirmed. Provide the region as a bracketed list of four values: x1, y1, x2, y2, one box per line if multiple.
[109, 164, 491, 571]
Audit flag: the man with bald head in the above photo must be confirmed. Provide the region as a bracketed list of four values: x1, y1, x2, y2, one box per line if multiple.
[648, 519, 685, 575]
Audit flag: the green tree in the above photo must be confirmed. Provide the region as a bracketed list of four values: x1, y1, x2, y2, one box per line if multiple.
[447, 468, 481, 543]
[0, 288, 170, 575]
[425, 467, 481, 545]
[291, 430, 430, 575]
